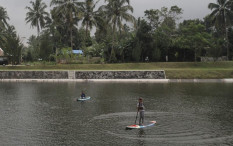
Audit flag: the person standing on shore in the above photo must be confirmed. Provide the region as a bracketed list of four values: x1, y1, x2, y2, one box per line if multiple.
[137, 98, 145, 126]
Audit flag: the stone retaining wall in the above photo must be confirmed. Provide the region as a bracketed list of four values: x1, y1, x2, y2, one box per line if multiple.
[0, 71, 166, 79]
[0, 71, 68, 79]
[75, 71, 165, 79]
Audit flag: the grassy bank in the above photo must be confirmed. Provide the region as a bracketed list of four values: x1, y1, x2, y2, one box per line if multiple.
[0, 62, 233, 79]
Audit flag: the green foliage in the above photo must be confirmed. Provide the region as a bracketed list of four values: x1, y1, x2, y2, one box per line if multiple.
[95, 24, 112, 44]
[2, 1, 233, 64]
[23, 48, 34, 62]
[208, 0, 233, 60]
[0, 6, 9, 29]
[152, 46, 161, 61]
[25, 0, 50, 36]
[0, 6, 9, 50]
[4, 27, 24, 64]
[99, 0, 135, 62]
[206, 38, 224, 61]
[144, 9, 160, 29]
[50, 0, 83, 48]
[81, 0, 100, 38]
[228, 28, 233, 60]
[100, 0, 135, 35]
[145, 5, 182, 30]
[116, 33, 134, 62]
[132, 40, 141, 62]
[24, 35, 40, 61]
[154, 25, 173, 61]
[109, 46, 117, 63]
[85, 42, 104, 57]
[135, 19, 154, 61]
[56, 47, 77, 64]
[176, 21, 212, 61]
[39, 33, 54, 61]
[73, 28, 89, 50]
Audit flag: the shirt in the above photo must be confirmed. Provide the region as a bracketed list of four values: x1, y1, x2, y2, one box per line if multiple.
[137, 102, 145, 112]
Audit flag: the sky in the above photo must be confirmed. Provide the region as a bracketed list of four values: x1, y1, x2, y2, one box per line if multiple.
[0, 0, 214, 44]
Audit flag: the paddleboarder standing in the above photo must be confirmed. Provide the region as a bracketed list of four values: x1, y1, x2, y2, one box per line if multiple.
[137, 98, 145, 126]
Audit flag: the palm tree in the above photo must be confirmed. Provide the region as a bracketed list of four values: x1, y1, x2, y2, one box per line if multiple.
[50, 0, 82, 49]
[25, 0, 49, 36]
[100, 0, 135, 61]
[101, 0, 134, 38]
[0, 6, 9, 47]
[0, 6, 9, 30]
[81, 0, 101, 38]
[208, 0, 233, 60]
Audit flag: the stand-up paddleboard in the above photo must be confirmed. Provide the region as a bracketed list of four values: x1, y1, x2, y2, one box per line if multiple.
[126, 121, 156, 130]
[77, 97, 91, 101]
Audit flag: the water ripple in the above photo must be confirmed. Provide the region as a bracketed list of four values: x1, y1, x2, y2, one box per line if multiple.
[90, 112, 233, 144]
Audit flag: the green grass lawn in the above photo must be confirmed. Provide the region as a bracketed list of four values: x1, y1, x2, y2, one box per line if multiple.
[1, 62, 233, 79]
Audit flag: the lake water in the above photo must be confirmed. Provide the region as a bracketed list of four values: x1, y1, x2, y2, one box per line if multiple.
[0, 82, 233, 145]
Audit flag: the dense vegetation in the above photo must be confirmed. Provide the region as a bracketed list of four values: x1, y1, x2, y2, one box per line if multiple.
[1, 0, 233, 64]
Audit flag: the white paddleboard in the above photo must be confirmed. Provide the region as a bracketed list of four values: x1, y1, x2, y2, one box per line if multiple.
[126, 121, 156, 129]
[77, 96, 91, 101]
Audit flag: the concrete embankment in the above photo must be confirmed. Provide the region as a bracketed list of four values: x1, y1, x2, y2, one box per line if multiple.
[1, 79, 233, 83]
[0, 71, 233, 83]
[0, 70, 166, 79]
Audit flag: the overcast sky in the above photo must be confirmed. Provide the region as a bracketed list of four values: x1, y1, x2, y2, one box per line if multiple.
[0, 0, 213, 44]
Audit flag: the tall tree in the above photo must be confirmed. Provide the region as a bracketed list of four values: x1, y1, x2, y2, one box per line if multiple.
[0, 6, 9, 29]
[160, 6, 182, 62]
[100, 0, 135, 61]
[176, 22, 211, 62]
[208, 0, 233, 60]
[51, 0, 82, 49]
[81, 0, 100, 38]
[5, 26, 24, 64]
[101, 0, 134, 37]
[144, 9, 160, 30]
[0, 6, 9, 48]
[25, 0, 49, 36]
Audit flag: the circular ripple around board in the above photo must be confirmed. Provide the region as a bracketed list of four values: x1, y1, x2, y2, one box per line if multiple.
[89, 112, 233, 144]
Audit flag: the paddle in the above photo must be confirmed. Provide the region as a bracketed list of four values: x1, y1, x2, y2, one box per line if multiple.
[134, 110, 139, 124]
[135, 101, 140, 124]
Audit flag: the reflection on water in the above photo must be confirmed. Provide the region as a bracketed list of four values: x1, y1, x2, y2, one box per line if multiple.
[0, 82, 233, 145]
[138, 129, 146, 138]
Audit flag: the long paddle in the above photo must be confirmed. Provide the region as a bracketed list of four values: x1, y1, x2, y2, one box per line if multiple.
[134, 110, 139, 124]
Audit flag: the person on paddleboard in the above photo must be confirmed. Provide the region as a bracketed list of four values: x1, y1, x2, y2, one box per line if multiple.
[81, 91, 86, 99]
[137, 98, 145, 126]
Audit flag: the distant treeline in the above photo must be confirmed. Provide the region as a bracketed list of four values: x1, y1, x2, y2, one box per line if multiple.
[0, 0, 233, 64]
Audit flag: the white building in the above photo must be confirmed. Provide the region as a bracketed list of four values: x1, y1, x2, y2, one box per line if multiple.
[0, 48, 4, 56]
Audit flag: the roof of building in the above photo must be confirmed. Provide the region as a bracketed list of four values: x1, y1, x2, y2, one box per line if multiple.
[72, 50, 83, 54]
[0, 48, 3, 52]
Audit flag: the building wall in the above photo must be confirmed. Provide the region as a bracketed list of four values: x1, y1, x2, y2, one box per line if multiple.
[0, 48, 4, 56]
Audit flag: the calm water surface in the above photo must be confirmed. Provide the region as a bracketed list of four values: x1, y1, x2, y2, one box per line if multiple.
[0, 82, 233, 145]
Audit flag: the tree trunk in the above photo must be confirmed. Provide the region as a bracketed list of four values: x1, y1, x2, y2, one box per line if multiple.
[19, 47, 21, 64]
[37, 24, 40, 37]
[194, 49, 197, 62]
[183, 49, 186, 61]
[86, 21, 89, 39]
[225, 26, 229, 61]
[224, 11, 229, 60]
[110, 21, 116, 62]
[70, 27, 73, 49]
